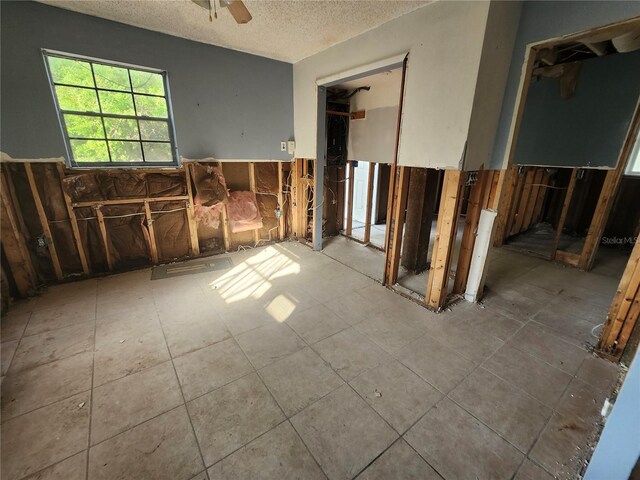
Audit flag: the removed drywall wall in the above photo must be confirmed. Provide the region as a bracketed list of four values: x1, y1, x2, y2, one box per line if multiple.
[514, 51, 640, 168]
[0, 1, 293, 161]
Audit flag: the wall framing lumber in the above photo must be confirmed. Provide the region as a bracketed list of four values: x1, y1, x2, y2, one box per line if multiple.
[363, 163, 376, 243]
[345, 161, 355, 238]
[217, 163, 232, 252]
[56, 163, 90, 274]
[426, 170, 466, 310]
[453, 170, 490, 294]
[511, 168, 535, 235]
[505, 167, 526, 238]
[144, 201, 159, 264]
[384, 166, 410, 286]
[183, 163, 200, 256]
[277, 162, 285, 240]
[24, 163, 63, 280]
[493, 166, 517, 245]
[0, 170, 38, 295]
[72, 196, 190, 208]
[598, 237, 640, 361]
[522, 168, 544, 231]
[551, 168, 578, 260]
[248, 162, 260, 245]
[95, 206, 114, 271]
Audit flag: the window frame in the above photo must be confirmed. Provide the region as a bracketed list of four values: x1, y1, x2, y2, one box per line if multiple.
[42, 49, 180, 168]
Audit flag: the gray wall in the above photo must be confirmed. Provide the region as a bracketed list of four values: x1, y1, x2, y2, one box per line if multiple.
[0, 1, 294, 161]
[514, 51, 640, 168]
[490, 1, 640, 169]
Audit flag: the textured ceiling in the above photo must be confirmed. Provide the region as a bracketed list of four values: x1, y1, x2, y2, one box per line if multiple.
[38, 0, 432, 63]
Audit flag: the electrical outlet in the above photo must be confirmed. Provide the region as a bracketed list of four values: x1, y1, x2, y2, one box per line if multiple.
[287, 140, 295, 155]
[280, 142, 287, 152]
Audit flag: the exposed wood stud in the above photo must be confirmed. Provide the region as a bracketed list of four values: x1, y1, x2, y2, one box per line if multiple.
[0, 170, 38, 294]
[24, 163, 63, 280]
[345, 162, 355, 237]
[505, 168, 526, 238]
[95, 206, 113, 271]
[183, 163, 200, 256]
[144, 200, 159, 264]
[598, 237, 640, 361]
[453, 170, 489, 294]
[522, 168, 543, 232]
[384, 166, 410, 286]
[56, 163, 90, 274]
[217, 162, 231, 252]
[426, 170, 465, 310]
[363, 163, 376, 243]
[248, 162, 260, 245]
[512, 168, 535, 235]
[532, 170, 550, 224]
[277, 162, 285, 240]
[493, 166, 518, 246]
[551, 168, 578, 260]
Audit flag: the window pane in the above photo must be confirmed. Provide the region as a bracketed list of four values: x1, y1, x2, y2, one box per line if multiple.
[143, 142, 173, 162]
[64, 114, 104, 139]
[48, 56, 94, 87]
[55, 85, 100, 112]
[70, 139, 109, 162]
[139, 120, 169, 141]
[130, 70, 165, 96]
[134, 95, 167, 118]
[99, 91, 135, 115]
[94, 64, 131, 92]
[104, 118, 138, 140]
[109, 141, 143, 162]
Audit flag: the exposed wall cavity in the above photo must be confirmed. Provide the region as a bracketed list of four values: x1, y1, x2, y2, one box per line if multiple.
[514, 51, 640, 168]
[0, 1, 294, 161]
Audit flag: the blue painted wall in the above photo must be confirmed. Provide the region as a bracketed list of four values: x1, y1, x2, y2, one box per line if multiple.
[584, 351, 640, 479]
[0, 1, 294, 161]
[489, 1, 640, 169]
[514, 51, 640, 168]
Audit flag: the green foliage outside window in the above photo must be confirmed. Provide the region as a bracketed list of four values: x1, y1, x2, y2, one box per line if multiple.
[45, 53, 176, 165]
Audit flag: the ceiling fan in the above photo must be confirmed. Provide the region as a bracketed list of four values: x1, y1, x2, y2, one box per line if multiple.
[192, 0, 252, 24]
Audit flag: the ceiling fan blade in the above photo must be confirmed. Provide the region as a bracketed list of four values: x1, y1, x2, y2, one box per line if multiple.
[223, 0, 252, 24]
[191, 0, 211, 10]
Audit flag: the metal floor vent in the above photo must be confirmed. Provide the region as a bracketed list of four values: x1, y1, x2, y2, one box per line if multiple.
[151, 257, 233, 280]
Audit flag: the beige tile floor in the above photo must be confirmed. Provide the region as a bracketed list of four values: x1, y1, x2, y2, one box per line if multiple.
[0, 241, 623, 480]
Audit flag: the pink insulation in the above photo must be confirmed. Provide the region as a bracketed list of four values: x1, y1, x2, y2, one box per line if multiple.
[226, 191, 263, 233]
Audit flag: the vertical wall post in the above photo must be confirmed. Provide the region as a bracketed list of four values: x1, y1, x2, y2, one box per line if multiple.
[24, 163, 63, 280]
[345, 162, 355, 237]
[313, 86, 327, 251]
[363, 162, 376, 243]
[426, 170, 466, 310]
[453, 170, 489, 294]
[183, 162, 200, 256]
[598, 237, 640, 361]
[384, 166, 410, 285]
[551, 168, 578, 259]
[56, 163, 89, 274]
[277, 162, 285, 240]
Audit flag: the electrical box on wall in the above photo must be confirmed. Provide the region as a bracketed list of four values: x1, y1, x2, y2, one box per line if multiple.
[287, 141, 295, 155]
[280, 142, 287, 152]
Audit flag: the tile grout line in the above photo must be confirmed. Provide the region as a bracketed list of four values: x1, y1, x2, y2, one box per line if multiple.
[150, 289, 211, 480]
[84, 282, 98, 480]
